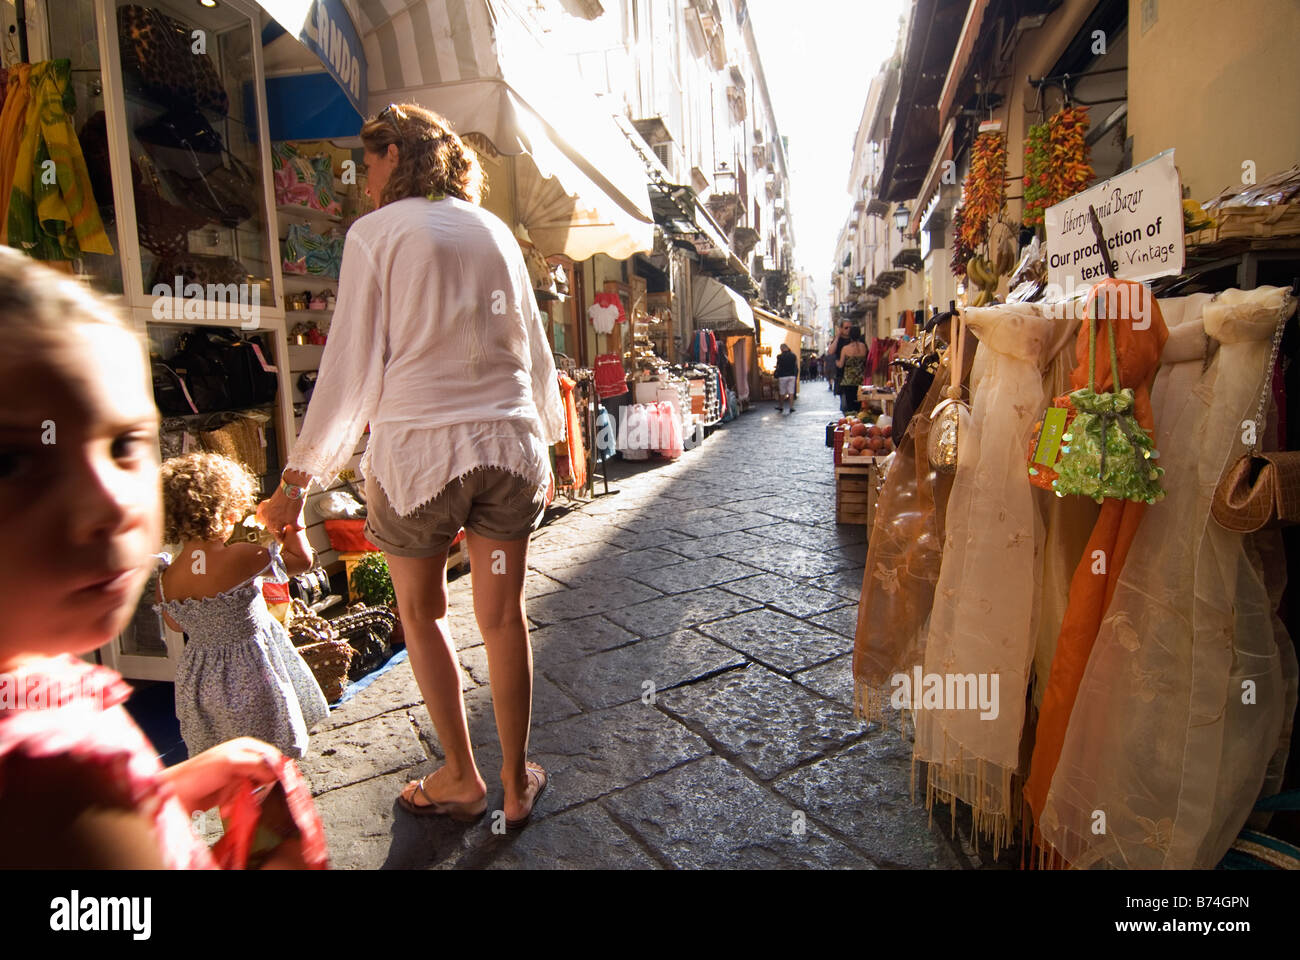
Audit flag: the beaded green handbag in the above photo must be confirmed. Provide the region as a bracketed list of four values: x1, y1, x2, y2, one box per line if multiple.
[1051, 305, 1165, 504]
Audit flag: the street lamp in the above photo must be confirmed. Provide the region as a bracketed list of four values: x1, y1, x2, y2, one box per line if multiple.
[893, 202, 911, 240]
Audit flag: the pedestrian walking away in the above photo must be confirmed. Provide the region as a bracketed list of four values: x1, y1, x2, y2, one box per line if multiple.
[774, 343, 799, 413]
[258, 103, 560, 830]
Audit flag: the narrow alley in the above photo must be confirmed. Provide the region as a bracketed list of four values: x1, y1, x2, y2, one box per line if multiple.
[305, 388, 993, 869]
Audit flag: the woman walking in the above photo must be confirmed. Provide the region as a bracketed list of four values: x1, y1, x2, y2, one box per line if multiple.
[259, 104, 563, 828]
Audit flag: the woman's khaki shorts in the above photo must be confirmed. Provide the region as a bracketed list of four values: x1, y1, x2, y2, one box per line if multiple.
[363, 468, 547, 558]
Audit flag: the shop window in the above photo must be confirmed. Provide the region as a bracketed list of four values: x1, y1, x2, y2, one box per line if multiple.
[114, 0, 273, 306]
[16, 0, 126, 291]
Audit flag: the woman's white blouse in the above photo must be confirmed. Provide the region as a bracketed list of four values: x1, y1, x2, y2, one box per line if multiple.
[286, 196, 565, 516]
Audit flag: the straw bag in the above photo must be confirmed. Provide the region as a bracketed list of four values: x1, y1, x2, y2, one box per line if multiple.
[199, 414, 268, 476]
[286, 599, 353, 702]
[296, 641, 353, 702]
[927, 309, 970, 475]
[1213, 300, 1297, 532]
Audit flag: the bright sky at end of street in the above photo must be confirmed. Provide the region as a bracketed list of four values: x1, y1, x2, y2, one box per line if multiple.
[747, 0, 908, 335]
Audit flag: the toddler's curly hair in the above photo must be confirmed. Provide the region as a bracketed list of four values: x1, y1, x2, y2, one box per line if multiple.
[161, 453, 258, 544]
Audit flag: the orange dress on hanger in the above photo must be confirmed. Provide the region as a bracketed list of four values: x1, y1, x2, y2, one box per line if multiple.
[1023, 280, 1168, 863]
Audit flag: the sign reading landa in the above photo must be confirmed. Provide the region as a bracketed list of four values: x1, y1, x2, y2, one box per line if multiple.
[1044, 149, 1185, 293]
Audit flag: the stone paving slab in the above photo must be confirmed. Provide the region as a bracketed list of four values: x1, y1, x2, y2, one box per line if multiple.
[725, 541, 855, 579]
[720, 573, 850, 618]
[606, 527, 698, 552]
[659, 529, 772, 560]
[829, 542, 871, 567]
[657, 663, 867, 780]
[530, 614, 641, 664]
[806, 567, 867, 601]
[602, 756, 872, 869]
[697, 608, 853, 674]
[603, 586, 763, 639]
[312, 769, 478, 870]
[435, 802, 659, 870]
[542, 629, 746, 711]
[790, 653, 857, 709]
[525, 571, 569, 598]
[545, 546, 684, 588]
[628, 555, 760, 595]
[678, 511, 783, 538]
[320, 657, 471, 732]
[300, 709, 429, 796]
[772, 735, 965, 869]
[759, 521, 865, 554]
[521, 700, 712, 812]
[809, 604, 860, 639]
[525, 578, 663, 625]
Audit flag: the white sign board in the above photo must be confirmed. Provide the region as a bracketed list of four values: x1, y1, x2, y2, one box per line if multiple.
[1045, 149, 1184, 293]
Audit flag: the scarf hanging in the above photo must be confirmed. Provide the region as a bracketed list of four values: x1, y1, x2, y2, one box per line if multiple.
[558, 374, 587, 489]
[6, 59, 113, 259]
[1023, 281, 1168, 864]
[912, 303, 1071, 857]
[1038, 285, 1297, 869]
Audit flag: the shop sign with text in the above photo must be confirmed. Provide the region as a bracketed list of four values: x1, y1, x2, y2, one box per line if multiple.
[1045, 149, 1184, 291]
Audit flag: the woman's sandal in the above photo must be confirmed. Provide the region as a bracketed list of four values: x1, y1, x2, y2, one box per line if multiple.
[397, 776, 487, 823]
[505, 763, 548, 830]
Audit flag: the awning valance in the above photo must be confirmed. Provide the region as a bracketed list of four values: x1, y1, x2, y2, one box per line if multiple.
[693, 275, 754, 333]
[258, 0, 368, 115]
[753, 305, 814, 338]
[358, 0, 654, 261]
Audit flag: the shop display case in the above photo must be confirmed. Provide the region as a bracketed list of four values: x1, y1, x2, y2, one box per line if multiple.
[26, 0, 297, 679]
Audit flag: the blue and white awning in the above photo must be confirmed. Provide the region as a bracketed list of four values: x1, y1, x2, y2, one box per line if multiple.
[355, 0, 654, 260]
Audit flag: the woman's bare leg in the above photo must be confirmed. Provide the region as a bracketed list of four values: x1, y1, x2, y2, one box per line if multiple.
[386, 552, 486, 805]
[464, 530, 542, 821]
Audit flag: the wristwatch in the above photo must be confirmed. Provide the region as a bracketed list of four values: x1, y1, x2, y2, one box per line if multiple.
[280, 476, 306, 500]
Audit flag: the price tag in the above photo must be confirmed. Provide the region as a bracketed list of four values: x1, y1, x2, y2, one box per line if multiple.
[1032, 406, 1070, 468]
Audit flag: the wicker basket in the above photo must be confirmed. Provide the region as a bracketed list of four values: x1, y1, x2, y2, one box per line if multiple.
[297, 639, 354, 702]
[1199, 164, 1300, 243]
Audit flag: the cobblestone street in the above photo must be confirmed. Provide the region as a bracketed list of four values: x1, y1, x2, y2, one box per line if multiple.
[305, 385, 993, 869]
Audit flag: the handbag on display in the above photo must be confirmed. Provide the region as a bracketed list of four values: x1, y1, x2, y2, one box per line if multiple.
[283, 223, 343, 278]
[1212, 452, 1300, 532]
[117, 5, 229, 114]
[1048, 296, 1165, 504]
[927, 309, 970, 475]
[271, 141, 340, 215]
[289, 566, 331, 606]
[133, 155, 210, 257]
[332, 604, 399, 680]
[1212, 299, 1298, 531]
[137, 109, 256, 226]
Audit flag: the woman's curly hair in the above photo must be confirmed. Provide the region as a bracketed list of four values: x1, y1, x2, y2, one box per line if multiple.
[161, 453, 258, 544]
[360, 103, 485, 206]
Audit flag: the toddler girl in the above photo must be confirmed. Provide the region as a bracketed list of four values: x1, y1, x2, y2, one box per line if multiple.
[158, 452, 328, 759]
[0, 248, 324, 868]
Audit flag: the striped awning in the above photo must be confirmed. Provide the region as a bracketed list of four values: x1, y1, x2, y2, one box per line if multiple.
[356, 0, 654, 260]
